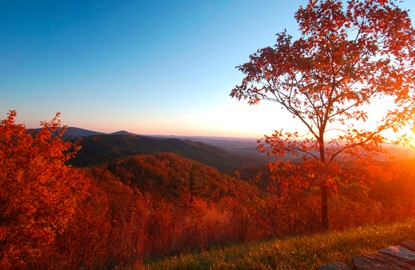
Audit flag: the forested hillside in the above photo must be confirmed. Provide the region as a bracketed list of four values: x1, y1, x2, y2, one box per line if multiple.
[70, 134, 270, 172]
[102, 152, 252, 200]
[2, 111, 415, 269]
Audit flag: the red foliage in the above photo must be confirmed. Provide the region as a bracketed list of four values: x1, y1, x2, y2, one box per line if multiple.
[0, 111, 89, 269]
[1, 110, 414, 269]
[231, 0, 415, 230]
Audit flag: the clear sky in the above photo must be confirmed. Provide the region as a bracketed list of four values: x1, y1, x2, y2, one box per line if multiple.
[1, 1, 414, 138]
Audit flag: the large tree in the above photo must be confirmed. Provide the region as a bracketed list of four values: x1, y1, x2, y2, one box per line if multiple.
[231, 0, 415, 230]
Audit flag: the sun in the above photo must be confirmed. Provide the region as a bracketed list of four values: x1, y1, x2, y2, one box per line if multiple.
[380, 125, 415, 149]
[410, 128, 415, 148]
[404, 126, 415, 148]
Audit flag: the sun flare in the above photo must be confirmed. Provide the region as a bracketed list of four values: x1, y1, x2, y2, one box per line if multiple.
[409, 128, 415, 148]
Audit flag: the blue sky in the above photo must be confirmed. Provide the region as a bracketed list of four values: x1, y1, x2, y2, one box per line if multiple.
[1, 1, 414, 138]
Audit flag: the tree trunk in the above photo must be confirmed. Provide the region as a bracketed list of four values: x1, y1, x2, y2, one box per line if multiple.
[321, 184, 329, 231]
[318, 134, 329, 231]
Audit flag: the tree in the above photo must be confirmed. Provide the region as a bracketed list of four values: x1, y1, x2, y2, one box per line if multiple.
[231, 0, 415, 230]
[0, 111, 89, 268]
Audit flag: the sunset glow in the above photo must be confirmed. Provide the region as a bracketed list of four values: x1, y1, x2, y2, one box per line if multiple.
[1, 1, 305, 137]
[2, 1, 415, 268]
[2, 1, 414, 139]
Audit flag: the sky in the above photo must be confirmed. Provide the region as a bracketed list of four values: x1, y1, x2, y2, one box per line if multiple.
[1, 0, 414, 138]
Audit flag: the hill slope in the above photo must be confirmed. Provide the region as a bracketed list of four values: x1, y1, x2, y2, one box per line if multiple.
[71, 134, 270, 172]
[93, 152, 255, 200]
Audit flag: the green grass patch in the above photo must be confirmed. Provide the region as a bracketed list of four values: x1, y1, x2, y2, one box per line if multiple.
[145, 219, 415, 269]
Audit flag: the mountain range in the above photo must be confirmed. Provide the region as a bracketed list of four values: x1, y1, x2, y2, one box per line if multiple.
[70, 133, 273, 173]
[32, 127, 271, 173]
[29, 127, 415, 174]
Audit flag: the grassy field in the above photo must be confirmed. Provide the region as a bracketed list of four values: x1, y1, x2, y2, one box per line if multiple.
[145, 218, 415, 269]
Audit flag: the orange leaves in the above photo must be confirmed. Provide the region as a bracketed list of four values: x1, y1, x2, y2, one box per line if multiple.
[0, 111, 89, 268]
[232, 0, 415, 169]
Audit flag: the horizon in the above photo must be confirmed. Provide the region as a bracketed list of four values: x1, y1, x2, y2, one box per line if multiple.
[23, 125, 415, 151]
[1, 0, 302, 138]
[27, 124, 262, 140]
[2, 1, 415, 139]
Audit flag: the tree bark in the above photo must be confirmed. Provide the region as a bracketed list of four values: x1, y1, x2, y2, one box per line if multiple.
[321, 184, 329, 231]
[319, 133, 329, 231]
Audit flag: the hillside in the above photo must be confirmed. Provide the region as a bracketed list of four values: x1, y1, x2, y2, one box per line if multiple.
[93, 152, 256, 200]
[71, 134, 271, 172]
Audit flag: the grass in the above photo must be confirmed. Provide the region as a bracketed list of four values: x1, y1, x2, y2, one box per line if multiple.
[144, 218, 415, 269]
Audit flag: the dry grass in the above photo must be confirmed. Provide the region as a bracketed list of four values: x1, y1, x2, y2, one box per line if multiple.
[145, 218, 415, 269]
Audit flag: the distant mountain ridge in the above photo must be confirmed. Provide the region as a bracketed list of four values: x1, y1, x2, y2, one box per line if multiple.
[30, 127, 414, 173]
[28, 126, 273, 172]
[28, 127, 105, 139]
[110, 130, 137, 136]
[70, 133, 271, 173]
